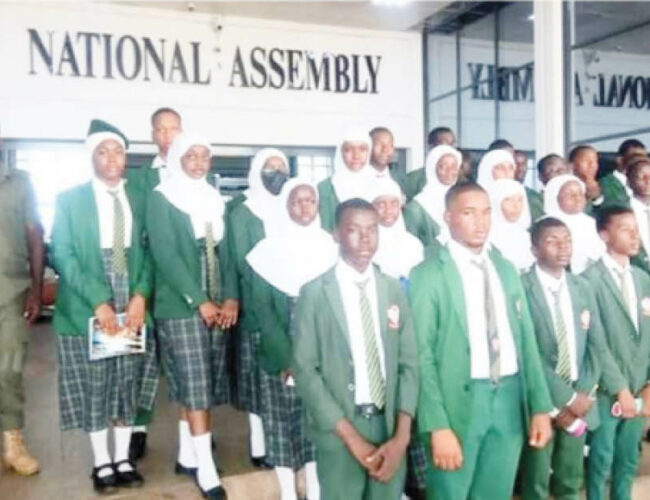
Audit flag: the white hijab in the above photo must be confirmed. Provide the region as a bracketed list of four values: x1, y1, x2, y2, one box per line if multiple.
[544, 174, 605, 274]
[370, 177, 424, 280]
[155, 132, 225, 242]
[246, 177, 338, 297]
[414, 145, 462, 243]
[244, 148, 289, 228]
[488, 179, 534, 272]
[477, 148, 531, 229]
[330, 128, 374, 203]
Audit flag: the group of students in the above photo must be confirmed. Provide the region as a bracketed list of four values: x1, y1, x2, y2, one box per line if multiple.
[45, 106, 650, 500]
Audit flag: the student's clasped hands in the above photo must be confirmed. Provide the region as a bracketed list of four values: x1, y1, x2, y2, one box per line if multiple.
[198, 299, 239, 329]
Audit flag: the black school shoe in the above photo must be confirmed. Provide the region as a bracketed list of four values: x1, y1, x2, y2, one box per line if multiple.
[113, 460, 144, 488]
[91, 464, 118, 495]
[250, 455, 272, 469]
[194, 477, 228, 499]
[129, 432, 147, 461]
[175, 461, 198, 478]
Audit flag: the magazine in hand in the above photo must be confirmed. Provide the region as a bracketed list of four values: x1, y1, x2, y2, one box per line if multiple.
[88, 313, 146, 361]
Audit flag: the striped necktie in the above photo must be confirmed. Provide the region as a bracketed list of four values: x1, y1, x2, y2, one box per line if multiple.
[550, 287, 572, 381]
[472, 259, 501, 383]
[356, 279, 385, 409]
[107, 189, 126, 276]
[205, 222, 219, 301]
[615, 268, 635, 331]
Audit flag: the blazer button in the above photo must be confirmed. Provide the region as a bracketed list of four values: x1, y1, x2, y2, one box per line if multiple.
[347, 383, 355, 392]
[463, 384, 470, 392]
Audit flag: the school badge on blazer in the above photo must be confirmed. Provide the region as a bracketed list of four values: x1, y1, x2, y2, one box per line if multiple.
[387, 305, 400, 330]
[642, 297, 650, 317]
[581, 309, 591, 330]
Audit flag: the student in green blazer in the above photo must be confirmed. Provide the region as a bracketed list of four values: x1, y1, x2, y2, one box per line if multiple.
[369, 127, 408, 196]
[247, 178, 338, 500]
[404, 145, 462, 250]
[582, 206, 650, 500]
[51, 120, 157, 493]
[409, 182, 553, 500]
[405, 127, 456, 200]
[520, 217, 609, 500]
[125, 107, 182, 195]
[294, 198, 419, 500]
[597, 139, 645, 209]
[146, 132, 234, 500]
[226, 148, 290, 467]
[626, 157, 650, 275]
[318, 129, 374, 232]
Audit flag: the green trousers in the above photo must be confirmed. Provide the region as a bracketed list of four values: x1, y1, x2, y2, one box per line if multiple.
[521, 427, 585, 500]
[314, 412, 406, 500]
[426, 375, 525, 500]
[587, 394, 643, 500]
[0, 293, 28, 431]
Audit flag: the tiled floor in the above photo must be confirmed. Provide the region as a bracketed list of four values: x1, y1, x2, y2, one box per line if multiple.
[3, 319, 650, 499]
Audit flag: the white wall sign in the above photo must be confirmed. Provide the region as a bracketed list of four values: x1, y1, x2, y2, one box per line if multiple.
[0, 2, 424, 168]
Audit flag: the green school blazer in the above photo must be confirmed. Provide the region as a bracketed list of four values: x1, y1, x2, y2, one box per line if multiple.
[582, 260, 650, 396]
[526, 187, 544, 222]
[409, 246, 553, 438]
[146, 191, 234, 319]
[599, 173, 630, 208]
[632, 245, 650, 276]
[226, 201, 266, 331]
[522, 270, 607, 428]
[249, 271, 293, 375]
[293, 266, 419, 437]
[403, 199, 441, 250]
[387, 166, 409, 199]
[51, 182, 153, 336]
[317, 178, 338, 233]
[125, 166, 161, 195]
[405, 168, 426, 200]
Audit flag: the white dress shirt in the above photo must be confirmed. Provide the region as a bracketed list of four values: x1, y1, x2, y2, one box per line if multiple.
[630, 196, 650, 256]
[447, 240, 519, 379]
[91, 178, 133, 249]
[152, 154, 172, 183]
[602, 253, 638, 331]
[335, 258, 386, 405]
[535, 266, 578, 381]
[613, 170, 633, 198]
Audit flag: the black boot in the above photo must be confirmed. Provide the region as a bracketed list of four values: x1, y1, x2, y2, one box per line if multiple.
[128, 432, 148, 461]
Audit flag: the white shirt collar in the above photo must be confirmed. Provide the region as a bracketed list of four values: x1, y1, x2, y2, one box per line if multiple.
[447, 238, 489, 266]
[602, 252, 630, 274]
[535, 264, 566, 293]
[336, 257, 375, 284]
[92, 177, 126, 193]
[152, 155, 166, 169]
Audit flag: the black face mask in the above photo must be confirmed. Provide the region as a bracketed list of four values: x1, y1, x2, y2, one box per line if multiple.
[261, 169, 289, 195]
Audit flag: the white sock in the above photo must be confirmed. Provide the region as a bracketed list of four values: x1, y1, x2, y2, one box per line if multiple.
[275, 467, 297, 500]
[114, 426, 134, 472]
[89, 429, 112, 477]
[305, 461, 321, 500]
[133, 425, 147, 433]
[192, 432, 220, 490]
[249, 413, 266, 457]
[178, 420, 197, 468]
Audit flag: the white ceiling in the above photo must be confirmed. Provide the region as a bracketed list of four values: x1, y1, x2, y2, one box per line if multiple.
[102, 0, 450, 31]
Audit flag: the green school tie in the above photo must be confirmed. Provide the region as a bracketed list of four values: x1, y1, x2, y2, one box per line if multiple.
[472, 259, 501, 383]
[205, 222, 219, 301]
[356, 279, 386, 409]
[550, 287, 572, 381]
[107, 189, 126, 276]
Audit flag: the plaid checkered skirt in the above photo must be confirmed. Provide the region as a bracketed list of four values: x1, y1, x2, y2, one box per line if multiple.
[232, 328, 262, 414]
[259, 368, 315, 470]
[157, 315, 229, 409]
[156, 244, 229, 409]
[406, 436, 428, 489]
[57, 250, 159, 432]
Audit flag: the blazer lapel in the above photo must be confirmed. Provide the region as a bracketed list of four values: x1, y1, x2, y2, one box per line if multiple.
[439, 249, 468, 337]
[566, 275, 587, 363]
[597, 260, 636, 332]
[527, 271, 557, 348]
[80, 182, 102, 253]
[322, 269, 353, 357]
